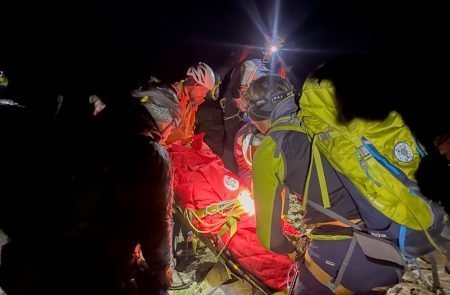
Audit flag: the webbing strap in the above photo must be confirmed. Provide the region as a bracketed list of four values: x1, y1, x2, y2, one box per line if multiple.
[303, 136, 331, 208]
[313, 138, 331, 208]
[303, 145, 315, 210]
[308, 200, 362, 231]
[429, 254, 445, 294]
[316, 219, 362, 228]
[219, 214, 239, 239]
[399, 226, 407, 253]
[304, 251, 353, 295]
[303, 135, 331, 208]
[328, 237, 357, 289]
[268, 121, 305, 134]
[414, 137, 427, 158]
[224, 111, 243, 121]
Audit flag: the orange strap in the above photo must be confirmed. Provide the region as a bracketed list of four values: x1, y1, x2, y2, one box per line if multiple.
[316, 219, 362, 228]
[304, 251, 353, 295]
[166, 83, 197, 144]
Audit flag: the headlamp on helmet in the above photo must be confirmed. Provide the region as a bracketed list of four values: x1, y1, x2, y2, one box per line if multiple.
[247, 90, 294, 121]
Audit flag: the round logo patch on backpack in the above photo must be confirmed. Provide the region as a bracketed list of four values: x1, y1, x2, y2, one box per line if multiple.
[394, 142, 414, 163]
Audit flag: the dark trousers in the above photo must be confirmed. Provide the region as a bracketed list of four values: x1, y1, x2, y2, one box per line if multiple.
[222, 101, 244, 173]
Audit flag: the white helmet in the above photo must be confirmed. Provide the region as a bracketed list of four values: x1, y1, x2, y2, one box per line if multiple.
[186, 62, 215, 91]
[131, 86, 182, 127]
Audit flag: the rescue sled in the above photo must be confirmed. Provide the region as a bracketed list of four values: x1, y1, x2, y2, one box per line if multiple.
[167, 135, 296, 293]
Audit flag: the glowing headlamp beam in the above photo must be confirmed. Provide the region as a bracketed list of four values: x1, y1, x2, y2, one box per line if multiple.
[238, 190, 255, 216]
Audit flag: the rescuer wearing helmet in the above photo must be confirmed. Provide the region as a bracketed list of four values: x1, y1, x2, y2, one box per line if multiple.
[221, 34, 287, 173]
[166, 62, 215, 144]
[132, 82, 182, 146]
[245, 67, 450, 294]
[245, 75, 405, 294]
[233, 122, 264, 189]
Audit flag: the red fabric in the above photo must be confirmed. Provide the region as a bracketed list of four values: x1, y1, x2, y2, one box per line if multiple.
[167, 134, 294, 291]
[233, 123, 257, 188]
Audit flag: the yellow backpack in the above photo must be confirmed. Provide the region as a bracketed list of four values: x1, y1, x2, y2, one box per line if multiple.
[298, 78, 433, 231]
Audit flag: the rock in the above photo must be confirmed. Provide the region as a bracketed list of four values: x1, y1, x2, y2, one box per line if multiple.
[388, 254, 450, 295]
[386, 283, 434, 295]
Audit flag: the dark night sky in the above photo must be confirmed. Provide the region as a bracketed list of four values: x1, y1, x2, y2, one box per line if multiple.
[1, 0, 446, 83]
[1, 0, 448, 140]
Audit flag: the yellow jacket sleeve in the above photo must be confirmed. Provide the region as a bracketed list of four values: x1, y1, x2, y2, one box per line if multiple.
[253, 136, 295, 254]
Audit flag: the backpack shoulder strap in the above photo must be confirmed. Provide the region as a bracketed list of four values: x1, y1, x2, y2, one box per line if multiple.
[268, 120, 332, 209]
[307, 200, 362, 231]
[268, 116, 305, 154]
[303, 135, 331, 209]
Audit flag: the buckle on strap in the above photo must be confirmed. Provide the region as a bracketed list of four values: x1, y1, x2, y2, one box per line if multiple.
[358, 145, 371, 159]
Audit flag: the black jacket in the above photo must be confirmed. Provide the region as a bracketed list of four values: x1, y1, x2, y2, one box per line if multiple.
[0, 101, 172, 294]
